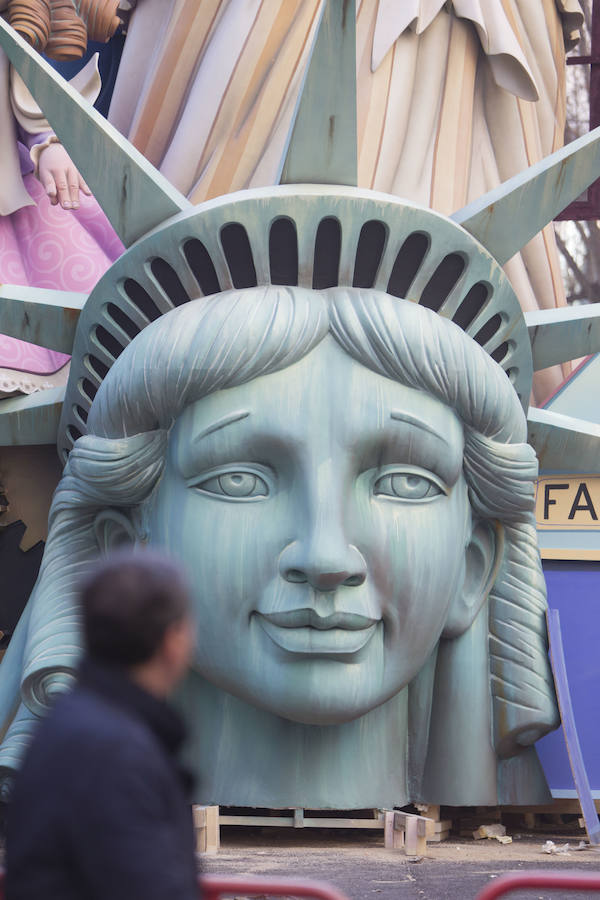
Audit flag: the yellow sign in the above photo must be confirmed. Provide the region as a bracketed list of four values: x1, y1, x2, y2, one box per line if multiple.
[535, 476, 600, 531]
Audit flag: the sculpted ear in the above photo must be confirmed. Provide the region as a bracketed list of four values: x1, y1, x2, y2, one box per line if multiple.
[93, 509, 139, 552]
[442, 520, 500, 639]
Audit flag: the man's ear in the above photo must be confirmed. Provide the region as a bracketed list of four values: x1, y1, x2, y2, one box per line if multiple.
[442, 519, 501, 639]
[93, 509, 139, 552]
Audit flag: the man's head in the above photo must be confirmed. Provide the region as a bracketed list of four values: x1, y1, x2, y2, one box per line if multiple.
[80, 550, 195, 696]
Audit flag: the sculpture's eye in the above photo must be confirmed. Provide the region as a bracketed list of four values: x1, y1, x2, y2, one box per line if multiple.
[195, 470, 269, 499]
[373, 469, 444, 501]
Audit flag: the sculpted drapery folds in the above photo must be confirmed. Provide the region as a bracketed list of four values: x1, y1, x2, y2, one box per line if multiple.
[110, 0, 582, 400]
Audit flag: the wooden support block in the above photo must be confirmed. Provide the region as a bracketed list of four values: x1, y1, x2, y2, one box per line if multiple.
[427, 830, 450, 843]
[385, 811, 431, 856]
[432, 820, 452, 833]
[416, 804, 441, 822]
[294, 808, 305, 828]
[193, 805, 220, 855]
[384, 811, 404, 850]
[474, 824, 507, 841]
[404, 816, 428, 857]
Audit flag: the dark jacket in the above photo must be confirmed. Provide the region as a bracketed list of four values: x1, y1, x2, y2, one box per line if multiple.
[5, 658, 198, 900]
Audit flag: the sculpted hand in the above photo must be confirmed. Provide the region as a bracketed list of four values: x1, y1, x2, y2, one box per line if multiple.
[38, 143, 92, 210]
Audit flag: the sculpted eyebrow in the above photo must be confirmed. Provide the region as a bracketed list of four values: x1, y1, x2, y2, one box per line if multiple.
[193, 410, 250, 443]
[390, 410, 450, 447]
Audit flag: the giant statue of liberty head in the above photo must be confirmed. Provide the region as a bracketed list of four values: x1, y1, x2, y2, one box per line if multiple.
[0, 1, 599, 807]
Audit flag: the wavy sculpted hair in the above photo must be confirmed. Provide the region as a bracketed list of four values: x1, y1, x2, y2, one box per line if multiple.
[0, 285, 559, 779]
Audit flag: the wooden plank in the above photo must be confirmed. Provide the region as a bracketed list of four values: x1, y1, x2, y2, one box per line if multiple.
[403, 816, 427, 857]
[194, 805, 220, 855]
[0, 18, 191, 247]
[427, 831, 450, 843]
[547, 608, 600, 845]
[219, 814, 385, 829]
[219, 815, 294, 827]
[384, 811, 403, 850]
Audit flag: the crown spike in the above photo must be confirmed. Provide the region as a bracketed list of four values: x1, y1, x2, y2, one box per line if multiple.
[452, 126, 600, 264]
[279, 0, 357, 187]
[0, 18, 192, 247]
[528, 407, 600, 473]
[0, 285, 86, 354]
[525, 305, 600, 372]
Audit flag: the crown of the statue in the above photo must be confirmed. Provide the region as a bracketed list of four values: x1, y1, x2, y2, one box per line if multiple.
[59, 185, 531, 460]
[1, 2, 600, 470]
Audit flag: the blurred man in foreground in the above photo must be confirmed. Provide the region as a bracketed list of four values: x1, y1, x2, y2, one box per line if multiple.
[6, 550, 198, 900]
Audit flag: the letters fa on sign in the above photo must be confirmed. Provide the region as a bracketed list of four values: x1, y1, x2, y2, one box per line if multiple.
[536, 476, 600, 530]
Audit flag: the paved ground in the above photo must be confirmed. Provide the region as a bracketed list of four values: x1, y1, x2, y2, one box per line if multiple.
[203, 829, 600, 900]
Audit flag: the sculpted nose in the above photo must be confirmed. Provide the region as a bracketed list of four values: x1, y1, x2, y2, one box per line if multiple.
[280, 534, 367, 592]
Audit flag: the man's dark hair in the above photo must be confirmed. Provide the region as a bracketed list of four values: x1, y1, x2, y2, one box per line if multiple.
[80, 550, 190, 665]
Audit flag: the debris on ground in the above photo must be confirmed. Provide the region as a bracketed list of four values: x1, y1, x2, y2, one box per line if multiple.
[473, 824, 512, 844]
[541, 840, 571, 855]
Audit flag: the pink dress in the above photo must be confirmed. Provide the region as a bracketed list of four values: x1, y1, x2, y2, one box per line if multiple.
[0, 141, 123, 388]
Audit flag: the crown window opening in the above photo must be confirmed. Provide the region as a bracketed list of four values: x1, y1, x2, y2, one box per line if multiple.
[420, 252, 466, 312]
[150, 258, 191, 307]
[491, 341, 510, 364]
[473, 313, 503, 347]
[452, 282, 491, 330]
[183, 239, 221, 296]
[387, 232, 429, 298]
[80, 378, 98, 403]
[353, 220, 387, 289]
[506, 367, 519, 383]
[313, 217, 341, 289]
[220, 223, 258, 289]
[269, 218, 299, 286]
[123, 279, 162, 322]
[87, 354, 110, 380]
[95, 325, 124, 362]
[74, 404, 89, 425]
[106, 303, 140, 341]
[67, 425, 82, 444]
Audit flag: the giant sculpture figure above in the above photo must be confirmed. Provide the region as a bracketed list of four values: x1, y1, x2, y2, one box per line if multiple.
[1, 0, 600, 808]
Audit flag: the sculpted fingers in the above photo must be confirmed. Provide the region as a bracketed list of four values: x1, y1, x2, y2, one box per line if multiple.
[66, 166, 80, 209]
[36, 143, 89, 210]
[79, 174, 92, 197]
[54, 176, 72, 209]
[40, 170, 58, 206]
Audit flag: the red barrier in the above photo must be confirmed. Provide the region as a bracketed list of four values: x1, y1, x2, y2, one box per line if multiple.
[0, 869, 350, 900]
[476, 870, 600, 899]
[202, 874, 351, 900]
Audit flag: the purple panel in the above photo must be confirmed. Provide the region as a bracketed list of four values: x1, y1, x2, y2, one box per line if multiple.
[536, 562, 600, 796]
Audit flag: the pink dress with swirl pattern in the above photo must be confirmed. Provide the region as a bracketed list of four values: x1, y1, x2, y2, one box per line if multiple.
[0, 170, 123, 377]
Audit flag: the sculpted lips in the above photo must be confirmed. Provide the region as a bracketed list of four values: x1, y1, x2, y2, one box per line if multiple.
[255, 609, 379, 655]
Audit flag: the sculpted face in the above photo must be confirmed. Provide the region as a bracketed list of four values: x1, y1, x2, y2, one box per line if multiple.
[144, 337, 488, 724]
